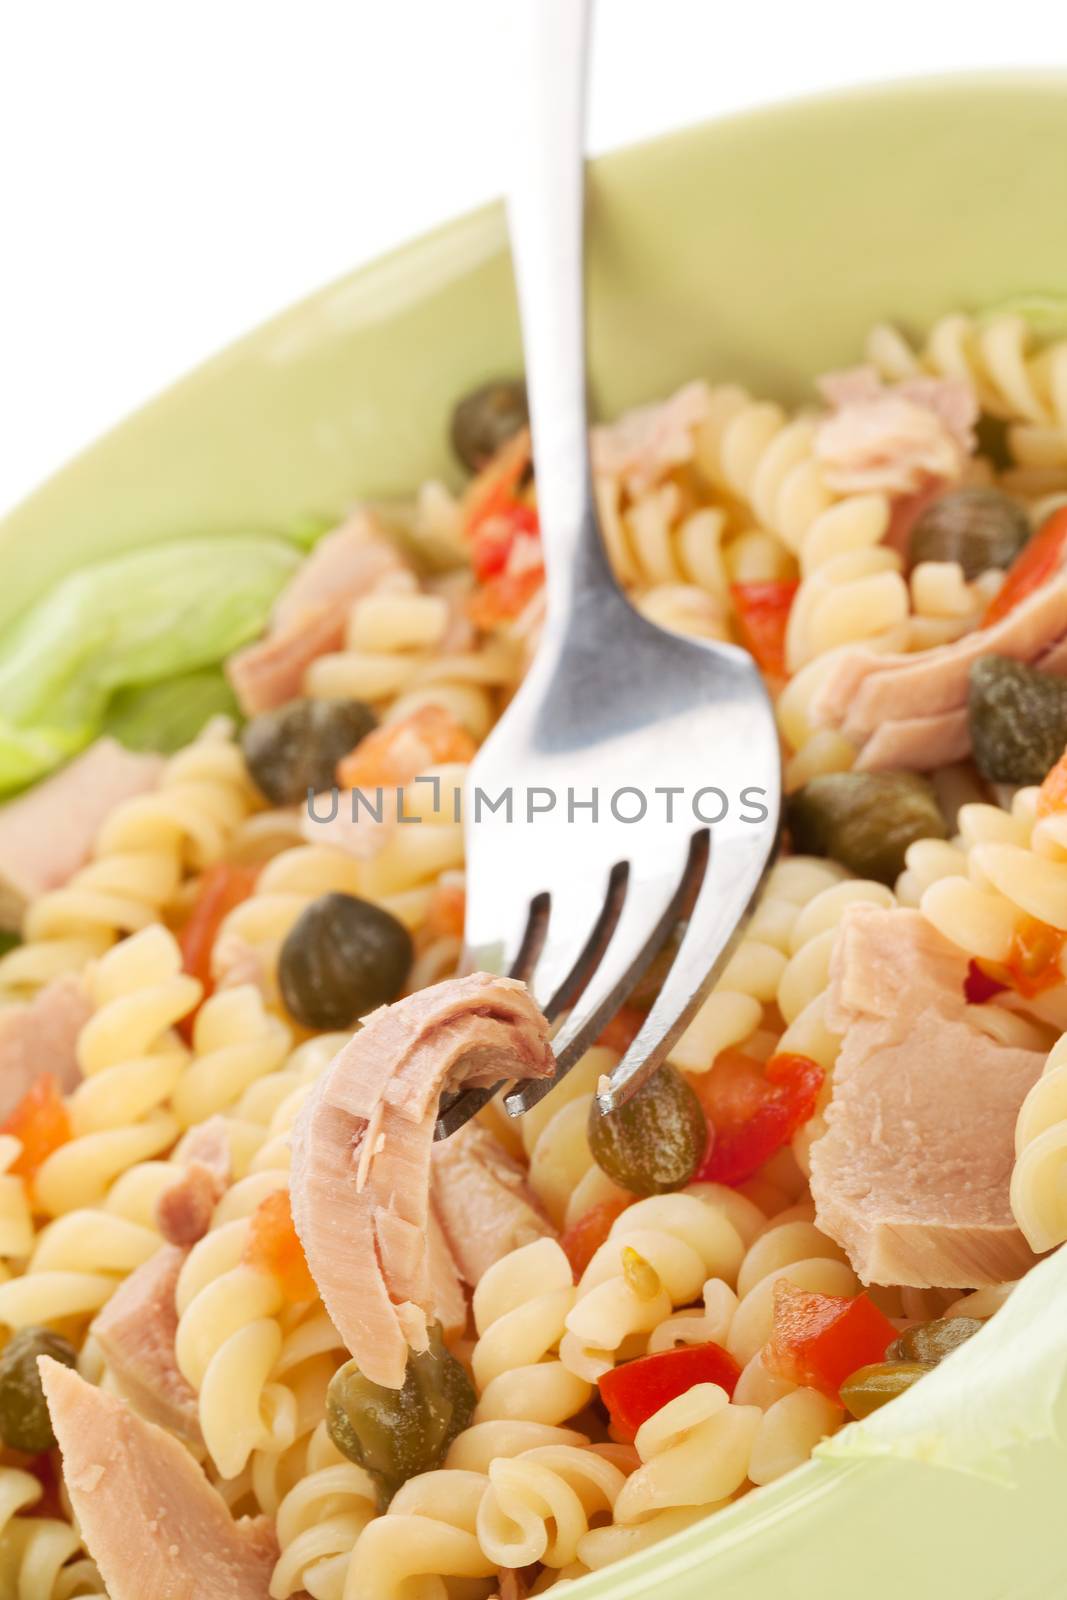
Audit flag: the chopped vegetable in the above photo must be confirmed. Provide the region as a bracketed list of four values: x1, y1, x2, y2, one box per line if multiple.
[278, 891, 413, 1030]
[178, 863, 259, 993]
[886, 1315, 982, 1366]
[0, 535, 301, 796]
[242, 1189, 317, 1303]
[838, 1360, 928, 1418]
[560, 1196, 633, 1279]
[104, 668, 243, 755]
[787, 771, 947, 885]
[587, 1064, 709, 1196]
[466, 565, 545, 630]
[983, 505, 1067, 625]
[963, 959, 1008, 1005]
[907, 487, 1030, 579]
[0, 1327, 77, 1453]
[765, 1282, 898, 1400]
[1, 1076, 71, 1183]
[241, 697, 377, 806]
[326, 1323, 476, 1503]
[462, 429, 533, 542]
[731, 580, 799, 678]
[598, 1342, 742, 1442]
[336, 705, 477, 792]
[1036, 745, 1067, 817]
[450, 378, 529, 473]
[694, 1053, 823, 1188]
[1005, 915, 1066, 999]
[968, 656, 1067, 785]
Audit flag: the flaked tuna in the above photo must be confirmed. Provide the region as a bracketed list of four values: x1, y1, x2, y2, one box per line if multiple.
[0, 974, 90, 1119]
[814, 367, 977, 496]
[290, 972, 555, 1388]
[0, 739, 163, 927]
[431, 1120, 556, 1285]
[40, 1356, 278, 1599]
[810, 905, 1044, 1287]
[90, 1245, 201, 1447]
[156, 1117, 232, 1246]
[592, 382, 711, 498]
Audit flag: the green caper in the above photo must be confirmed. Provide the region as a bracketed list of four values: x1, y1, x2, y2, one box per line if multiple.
[279, 891, 413, 1030]
[885, 1315, 982, 1367]
[908, 488, 1031, 579]
[839, 1361, 929, 1419]
[450, 379, 529, 472]
[787, 771, 947, 886]
[326, 1323, 476, 1503]
[241, 698, 377, 807]
[968, 656, 1067, 786]
[588, 1064, 708, 1196]
[0, 1327, 77, 1454]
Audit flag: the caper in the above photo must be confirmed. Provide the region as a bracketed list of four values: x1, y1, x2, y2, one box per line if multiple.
[787, 771, 947, 886]
[279, 891, 413, 1030]
[908, 488, 1031, 579]
[839, 1361, 929, 1419]
[450, 379, 529, 472]
[588, 1064, 708, 1196]
[241, 698, 377, 807]
[0, 1327, 77, 1454]
[326, 1323, 476, 1502]
[968, 656, 1067, 786]
[885, 1315, 982, 1367]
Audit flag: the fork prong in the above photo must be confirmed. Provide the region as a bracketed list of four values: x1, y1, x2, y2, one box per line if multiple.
[528, 866, 626, 1019]
[503, 835, 706, 1118]
[595, 828, 778, 1116]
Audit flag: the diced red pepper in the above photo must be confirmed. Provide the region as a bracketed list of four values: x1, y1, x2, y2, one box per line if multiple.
[0, 1075, 71, 1184]
[596, 1005, 646, 1056]
[463, 429, 532, 539]
[242, 1188, 317, 1302]
[694, 1052, 824, 1188]
[470, 503, 540, 583]
[1037, 747, 1067, 818]
[560, 1196, 633, 1280]
[1005, 915, 1066, 999]
[598, 1342, 742, 1441]
[963, 959, 1008, 1005]
[336, 705, 477, 792]
[466, 565, 544, 629]
[177, 863, 258, 1041]
[730, 581, 799, 680]
[983, 506, 1067, 626]
[764, 1281, 897, 1400]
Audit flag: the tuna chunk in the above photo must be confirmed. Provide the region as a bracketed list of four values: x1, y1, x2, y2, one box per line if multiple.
[812, 567, 1067, 767]
[0, 739, 163, 928]
[431, 1120, 555, 1285]
[592, 381, 712, 498]
[90, 1245, 201, 1447]
[156, 1118, 232, 1246]
[40, 1357, 276, 1600]
[226, 513, 407, 714]
[854, 707, 971, 772]
[0, 974, 90, 1119]
[814, 367, 976, 496]
[426, 1200, 468, 1341]
[290, 972, 555, 1388]
[810, 905, 1044, 1287]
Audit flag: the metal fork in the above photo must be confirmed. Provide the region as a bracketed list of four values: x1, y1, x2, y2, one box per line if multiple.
[435, 0, 781, 1140]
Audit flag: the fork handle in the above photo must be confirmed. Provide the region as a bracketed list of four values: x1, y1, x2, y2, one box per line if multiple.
[508, 0, 617, 631]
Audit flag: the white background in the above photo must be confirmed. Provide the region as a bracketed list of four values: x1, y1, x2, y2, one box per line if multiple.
[0, 0, 1060, 517]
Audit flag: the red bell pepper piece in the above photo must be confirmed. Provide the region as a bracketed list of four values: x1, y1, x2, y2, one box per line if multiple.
[983, 506, 1067, 626]
[466, 565, 544, 629]
[765, 1282, 897, 1400]
[598, 1341, 742, 1441]
[560, 1196, 633, 1280]
[694, 1052, 823, 1188]
[730, 580, 799, 679]
[177, 863, 259, 1039]
[963, 959, 1008, 1005]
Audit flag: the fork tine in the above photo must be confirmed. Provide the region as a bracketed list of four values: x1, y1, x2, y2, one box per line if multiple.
[503, 835, 706, 1117]
[528, 865, 626, 1018]
[594, 828, 778, 1116]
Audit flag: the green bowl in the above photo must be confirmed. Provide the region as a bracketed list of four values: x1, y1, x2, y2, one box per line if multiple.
[5, 70, 1067, 1596]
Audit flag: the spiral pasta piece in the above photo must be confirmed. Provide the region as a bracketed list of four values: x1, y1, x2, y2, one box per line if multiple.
[470, 1237, 592, 1427]
[342, 1470, 494, 1600]
[269, 1422, 378, 1599]
[1011, 1032, 1067, 1252]
[477, 1445, 625, 1570]
[0, 1469, 105, 1600]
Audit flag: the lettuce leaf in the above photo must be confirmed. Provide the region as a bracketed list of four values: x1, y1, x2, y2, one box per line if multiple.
[0, 535, 300, 795]
[103, 667, 243, 755]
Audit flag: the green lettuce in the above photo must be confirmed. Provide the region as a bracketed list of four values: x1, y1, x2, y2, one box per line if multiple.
[103, 667, 244, 755]
[0, 535, 301, 795]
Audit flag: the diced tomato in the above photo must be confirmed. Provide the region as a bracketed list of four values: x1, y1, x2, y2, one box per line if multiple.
[596, 1005, 646, 1056]
[1, 1076, 71, 1184]
[765, 1282, 897, 1400]
[730, 581, 799, 680]
[425, 876, 466, 941]
[963, 959, 1008, 1005]
[1037, 747, 1067, 818]
[690, 1049, 768, 1127]
[470, 503, 540, 583]
[463, 429, 533, 539]
[983, 506, 1067, 626]
[694, 1052, 824, 1188]
[242, 1188, 317, 1302]
[176, 863, 258, 1041]
[1005, 915, 1066, 999]
[466, 565, 544, 630]
[337, 705, 477, 791]
[598, 1342, 742, 1441]
[560, 1196, 633, 1279]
